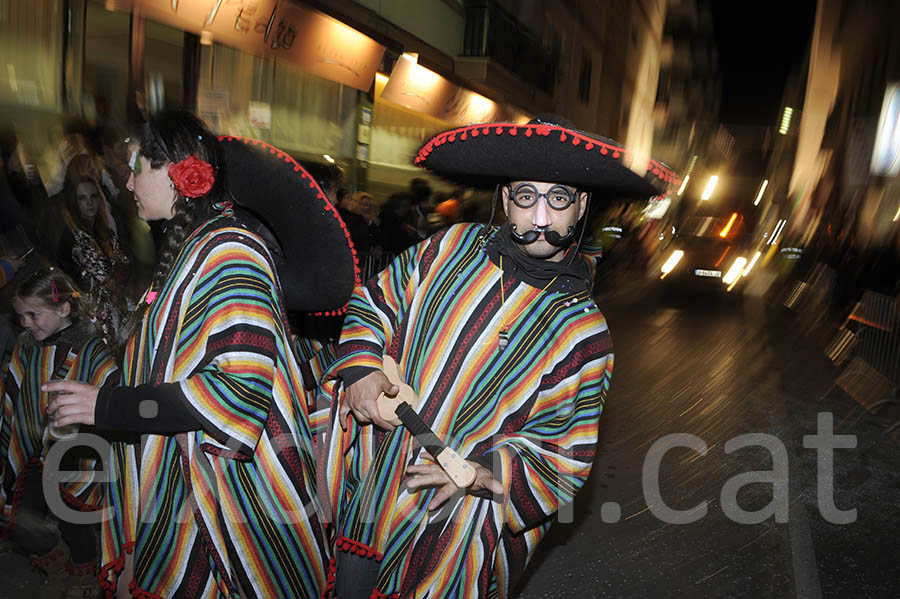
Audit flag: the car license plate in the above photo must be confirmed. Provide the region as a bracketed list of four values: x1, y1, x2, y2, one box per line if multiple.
[694, 269, 722, 278]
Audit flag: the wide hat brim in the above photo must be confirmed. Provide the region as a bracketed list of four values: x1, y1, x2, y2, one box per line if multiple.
[414, 122, 678, 198]
[218, 136, 358, 315]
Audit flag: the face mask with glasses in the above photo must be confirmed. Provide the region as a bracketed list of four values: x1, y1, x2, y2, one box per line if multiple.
[509, 183, 578, 210]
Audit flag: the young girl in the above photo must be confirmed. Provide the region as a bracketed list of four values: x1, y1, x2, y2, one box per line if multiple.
[0, 269, 118, 599]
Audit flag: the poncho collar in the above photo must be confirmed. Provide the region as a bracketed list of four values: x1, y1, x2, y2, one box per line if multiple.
[18, 318, 96, 350]
[487, 223, 592, 293]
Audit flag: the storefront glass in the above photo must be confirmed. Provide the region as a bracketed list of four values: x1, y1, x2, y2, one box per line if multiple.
[0, 0, 67, 159]
[82, 1, 130, 129]
[369, 73, 455, 199]
[197, 42, 356, 164]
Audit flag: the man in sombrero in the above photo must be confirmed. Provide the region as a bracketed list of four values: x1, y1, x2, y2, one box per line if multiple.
[318, 116, 675, 598]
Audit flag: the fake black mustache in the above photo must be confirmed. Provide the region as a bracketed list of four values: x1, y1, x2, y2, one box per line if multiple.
[510, 224, 575, 247]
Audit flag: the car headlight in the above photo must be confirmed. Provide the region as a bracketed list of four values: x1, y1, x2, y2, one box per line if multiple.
[722, 256, 748, 287]
[743, 251, 762, 276]
[660, 250, 684, 278]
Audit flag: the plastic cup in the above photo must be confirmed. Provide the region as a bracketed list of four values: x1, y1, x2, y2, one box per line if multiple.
[46, 384, 79, 440]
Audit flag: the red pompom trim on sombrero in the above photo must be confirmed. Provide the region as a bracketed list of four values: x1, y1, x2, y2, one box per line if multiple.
[414, 122, 680, 186]
[217, 135, 361, 315]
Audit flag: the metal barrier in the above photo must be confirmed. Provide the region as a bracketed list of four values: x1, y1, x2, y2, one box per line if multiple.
[829, 290, 900, 435]
[781, 262, 837, 331]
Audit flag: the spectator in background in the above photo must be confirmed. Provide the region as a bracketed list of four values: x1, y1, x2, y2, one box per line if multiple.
[1, 130, 53, 256]
[379, 190, 419, 256]
[0, 253, 22, 289]
[347, 191, 385, 281]
[56, 170, 131, 343]
[409, 177, 431, 240]
[430, 192, 462, 231]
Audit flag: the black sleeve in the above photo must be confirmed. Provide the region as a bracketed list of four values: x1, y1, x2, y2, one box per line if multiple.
[338, 365, 378, 388]
[94, 382, 202, 434]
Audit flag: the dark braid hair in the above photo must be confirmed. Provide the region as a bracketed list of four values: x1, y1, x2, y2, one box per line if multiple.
[130, 110, 225, 292]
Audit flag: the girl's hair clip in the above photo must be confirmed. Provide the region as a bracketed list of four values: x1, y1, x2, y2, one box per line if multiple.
[51, 280, 59, 303]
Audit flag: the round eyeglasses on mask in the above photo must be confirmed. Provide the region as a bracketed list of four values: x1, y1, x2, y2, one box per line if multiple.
[509, 183, 578, 210]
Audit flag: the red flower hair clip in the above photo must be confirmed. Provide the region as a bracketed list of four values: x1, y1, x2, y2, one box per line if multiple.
[168, 155, 215, 198]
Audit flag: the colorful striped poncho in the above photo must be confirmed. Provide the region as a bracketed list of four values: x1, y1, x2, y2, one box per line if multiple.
[1, 320, 118, 534]
[319, 223, 613, 598]
[99, 218, 327, 598]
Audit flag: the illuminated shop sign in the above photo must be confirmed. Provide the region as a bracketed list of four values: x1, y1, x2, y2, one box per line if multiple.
[381, 53, 502, 126]
[111, 0, 385, 91]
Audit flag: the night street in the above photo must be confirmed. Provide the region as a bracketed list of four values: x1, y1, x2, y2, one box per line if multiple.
[517, 271, 899, 599]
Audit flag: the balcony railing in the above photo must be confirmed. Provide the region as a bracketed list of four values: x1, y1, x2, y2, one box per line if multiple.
[463, 0, 558, 96]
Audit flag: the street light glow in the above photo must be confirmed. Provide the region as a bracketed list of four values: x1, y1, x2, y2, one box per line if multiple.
[701, 175, 719, 201]
[677, 175, 690, 196]
[754, 179, 768, 206]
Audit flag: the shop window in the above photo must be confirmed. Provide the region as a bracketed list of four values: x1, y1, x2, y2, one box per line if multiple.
[144, 19, 185, 112]
[0, 0, 64, 110]
[197, 42, 355, 163]
[81, 1, 131, 127]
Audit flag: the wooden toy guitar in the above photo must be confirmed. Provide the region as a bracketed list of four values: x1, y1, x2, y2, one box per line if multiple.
[377, 356, 476, 488]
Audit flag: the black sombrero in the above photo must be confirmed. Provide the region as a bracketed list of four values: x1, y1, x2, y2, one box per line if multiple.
[414, 120, 678, 198]
[218, 136, 358, 315]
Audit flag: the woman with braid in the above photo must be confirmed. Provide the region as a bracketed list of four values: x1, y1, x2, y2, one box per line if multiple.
[43, 110, 357, 599]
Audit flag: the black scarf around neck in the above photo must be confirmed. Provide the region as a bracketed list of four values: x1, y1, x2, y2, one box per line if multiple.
[488, 223, 592, 291]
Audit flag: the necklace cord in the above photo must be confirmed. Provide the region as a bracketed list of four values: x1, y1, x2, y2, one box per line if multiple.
[499, 255, 559, 330]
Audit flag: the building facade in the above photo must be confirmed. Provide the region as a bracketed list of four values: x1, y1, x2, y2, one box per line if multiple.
[2, 0, 673, 200]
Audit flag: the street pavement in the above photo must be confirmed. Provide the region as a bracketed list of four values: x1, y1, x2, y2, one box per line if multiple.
[517, 269, 899, 599]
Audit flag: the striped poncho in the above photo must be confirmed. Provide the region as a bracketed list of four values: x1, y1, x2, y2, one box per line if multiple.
[1, 320, 118, 534]
[320, 223, 613, 598]
[99, 218, 327, 598]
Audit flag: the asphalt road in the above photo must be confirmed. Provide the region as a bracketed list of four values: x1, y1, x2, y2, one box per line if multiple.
[516, 274, 899, 599]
